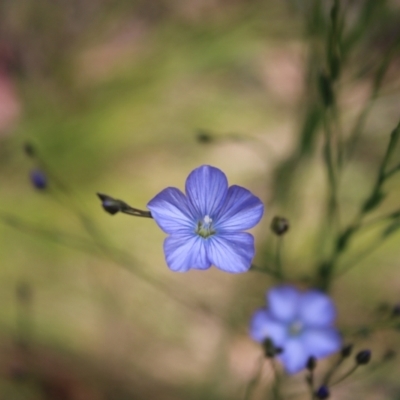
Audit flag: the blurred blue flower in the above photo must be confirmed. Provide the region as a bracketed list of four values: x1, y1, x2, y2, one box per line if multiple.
[250, 285, 342, 374]
[147, 165, 264, 273]
[30, 169, 47, 190]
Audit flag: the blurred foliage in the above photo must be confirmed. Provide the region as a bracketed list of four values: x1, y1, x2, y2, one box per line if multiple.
[0, 0, 400, 399]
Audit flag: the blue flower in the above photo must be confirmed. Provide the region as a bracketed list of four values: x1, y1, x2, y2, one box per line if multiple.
[147, 165, 264, 273]
[250, 285, 342, 374]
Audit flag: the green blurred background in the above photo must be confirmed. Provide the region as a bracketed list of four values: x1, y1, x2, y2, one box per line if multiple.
[1, 0, 400, 399]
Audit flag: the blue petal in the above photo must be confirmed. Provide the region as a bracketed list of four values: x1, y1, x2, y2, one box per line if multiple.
[301, 328, 342, 358]
[278, 338, 308, 375]
[214, 185, 264, 232]
[147, 187, 195, 234]
[298, 290, 337, 327]
[250, 309, 288, 347]
[206, 232, 254, 273]
[164, 234, 210, 272]
[268, 286, 300, 323]
[185, 165, 228, 218]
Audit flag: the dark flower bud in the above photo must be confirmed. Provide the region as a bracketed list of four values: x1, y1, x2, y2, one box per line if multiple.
[355, 350, 371, 365]
[341, 344, 353, 358]
[30, 169, 47, 190]
[262, 338, 282, 358]
[391, 304, 400, 317]
[270, 216, 289, 236]
[97, 193, 121, 215]
[196, 130, 213, 144]
[306, 356, 316, 371]
[315, 385, 330, 399]
[23, 142, 35, 158]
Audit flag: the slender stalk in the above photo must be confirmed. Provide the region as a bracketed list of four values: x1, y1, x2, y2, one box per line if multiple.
[250, 264, 280, 279]
[307, 370, 315, 400]
[330, 365, 359, 386]
[384, 164, 400, 180]
[322, 355, 345, 386]
[269, 359, 283, 400]
[323, 114, 339, 227]
[275, 237, 284, 280]
[345, 42, 399, 163]
[317, 121, 400, 290]
[243, 356, 264, 400]
[0, 212, 231, 324]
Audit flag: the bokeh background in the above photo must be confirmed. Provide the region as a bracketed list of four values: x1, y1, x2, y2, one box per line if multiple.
[1, 0, 400, 399]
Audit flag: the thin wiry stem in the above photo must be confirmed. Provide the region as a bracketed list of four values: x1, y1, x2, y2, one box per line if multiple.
[330, 364, 359, 386]
[275, 237, 284, 280]
[250, 264, 280, 279]
[243, 355, 264, 400]
[322, 354, 345, 386]
[384, 164, 400, 180]
[0, 212, 230, 325]
[317, 121, 400, 290]
[269, 359, 283, 400]
[345, 42, 399, 163]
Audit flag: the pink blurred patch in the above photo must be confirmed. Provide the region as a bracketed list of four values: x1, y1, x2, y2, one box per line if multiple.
[0, 71, 20, 136]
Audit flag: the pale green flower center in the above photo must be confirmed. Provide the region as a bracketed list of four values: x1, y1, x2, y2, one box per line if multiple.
[196, 215, 216, 238]
[288, 320, 304, 337]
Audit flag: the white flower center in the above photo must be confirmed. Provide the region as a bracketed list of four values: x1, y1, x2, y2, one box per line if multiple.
[203, 215, 212, 225]
[288, 320, 304, 337]
[196, 215, 216, 238]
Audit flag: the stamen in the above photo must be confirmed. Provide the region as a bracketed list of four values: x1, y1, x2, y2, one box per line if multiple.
[196, 215, 216, 238]
[203, 215, 212, 225]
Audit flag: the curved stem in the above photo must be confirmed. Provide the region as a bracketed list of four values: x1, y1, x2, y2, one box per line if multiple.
[243, 355, 264, 400]
[330, 364, 359, 386]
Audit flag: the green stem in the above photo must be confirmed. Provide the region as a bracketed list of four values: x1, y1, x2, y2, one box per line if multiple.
[275, 237, 284, 280]
[250, 264, 280, 279]
[243, 356, 264, 400]
[330, 364, 359, 386]
[307, 370, 315, 400]
[323, 113, 339, 229]
[345, 42, 399, 163]
[384, 164, 400, 180]
[322, 355, 345, 386]
[317, 122, 400, 290]
[269, 359, 283, 400]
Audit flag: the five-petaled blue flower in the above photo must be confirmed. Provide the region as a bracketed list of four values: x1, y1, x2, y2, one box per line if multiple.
[250, 285, 342, 374]
[147, 165, 264, 273]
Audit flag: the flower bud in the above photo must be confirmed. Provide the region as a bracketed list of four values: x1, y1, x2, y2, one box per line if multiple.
[30, 169, 47, 190]
[270, 216, 289, 236]
[392, 304, 400, 317]
[306, 356, 316, 371]
[341, 344, 353, 358]
[23, 142, 35, 158]
[262, 338, 282, 358]
[97, 193, 121, 215]
[196, 130, 213, 144]
[355, 350, 371, 365]
[315, 385, 330, 399]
